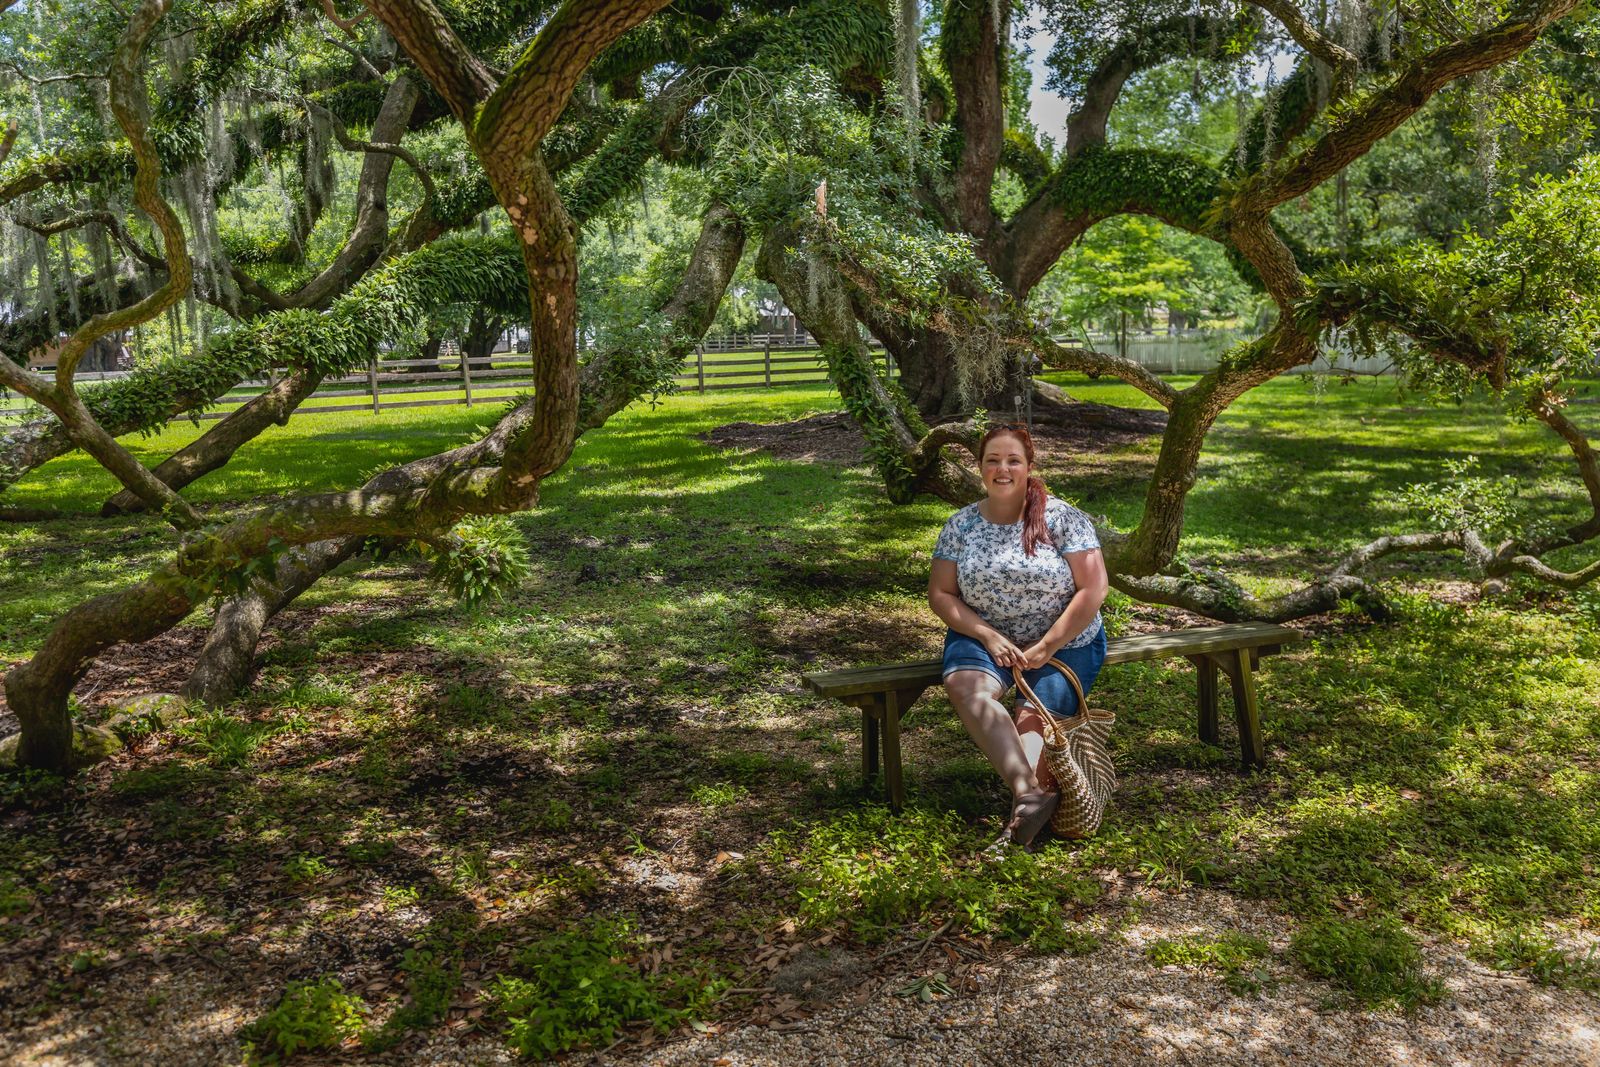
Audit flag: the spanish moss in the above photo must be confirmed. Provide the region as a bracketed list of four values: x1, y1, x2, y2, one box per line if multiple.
[894, 0, 921, 163]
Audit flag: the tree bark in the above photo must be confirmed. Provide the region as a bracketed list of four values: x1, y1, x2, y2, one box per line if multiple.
[99, 367, 323, 515]
[757, 220, 981, 505]
[182, 537, 362, 706]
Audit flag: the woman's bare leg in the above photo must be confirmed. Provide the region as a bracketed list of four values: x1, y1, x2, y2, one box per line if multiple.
[1014, 705, 1057, 793]
[945, 670, 1037, 798]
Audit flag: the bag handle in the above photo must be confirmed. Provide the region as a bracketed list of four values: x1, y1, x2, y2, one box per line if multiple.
[1011, 657, 1111, 741]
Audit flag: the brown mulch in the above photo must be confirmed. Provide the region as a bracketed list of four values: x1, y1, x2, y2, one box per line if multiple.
[697, 400, 1166, 469]
[699, 411, 869, 465]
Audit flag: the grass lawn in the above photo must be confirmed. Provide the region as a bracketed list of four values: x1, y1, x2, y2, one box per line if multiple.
[1, 372, 1598, 1059]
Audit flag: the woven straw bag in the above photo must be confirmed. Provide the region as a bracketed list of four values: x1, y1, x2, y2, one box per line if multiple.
[1012, 659, 1117, 839]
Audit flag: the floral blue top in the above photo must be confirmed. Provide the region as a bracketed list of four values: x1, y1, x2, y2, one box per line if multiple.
[932, 496, 1104, 649]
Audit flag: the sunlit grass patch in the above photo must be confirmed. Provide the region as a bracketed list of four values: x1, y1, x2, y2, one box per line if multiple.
[767, 807, 1101, 949]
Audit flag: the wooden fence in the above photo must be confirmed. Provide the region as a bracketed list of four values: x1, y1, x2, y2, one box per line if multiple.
[0, 336, 887, 422]
[15, 328, 1507, 423]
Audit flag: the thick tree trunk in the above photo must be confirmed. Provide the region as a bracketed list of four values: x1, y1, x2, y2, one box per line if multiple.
[182, 537, 362, 705]
[5, 577, 194, 770]
[893, 324, 1035, 421]
[464, 308, 503, 370]
[758, 221, 981, 505]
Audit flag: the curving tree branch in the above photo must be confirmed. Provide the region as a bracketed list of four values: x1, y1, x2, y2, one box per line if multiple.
[1246, 0, 1359, 92]
[1248, 0, 1580, 212]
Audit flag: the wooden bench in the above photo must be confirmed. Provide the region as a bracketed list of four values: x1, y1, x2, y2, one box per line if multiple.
[802, 622, 1301, 811]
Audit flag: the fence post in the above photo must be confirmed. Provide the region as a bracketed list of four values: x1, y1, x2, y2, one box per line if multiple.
[764, 337, 771, 387]
[368, 355, 381, 414]
[697, 344, 705, 393]
[460, 344, 473, 407]
[1170, 334, 1180, 375]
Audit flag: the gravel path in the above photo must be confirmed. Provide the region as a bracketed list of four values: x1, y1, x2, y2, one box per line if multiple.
[4, 890, 1595, 1066]
[634, 891, 1599, 1067]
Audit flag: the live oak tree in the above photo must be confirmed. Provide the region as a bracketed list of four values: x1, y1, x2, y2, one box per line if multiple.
[713, 0, 1600, 623]
[2, 0, 1598, 771]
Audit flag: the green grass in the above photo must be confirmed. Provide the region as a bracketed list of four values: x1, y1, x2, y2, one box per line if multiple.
[2, 372, 1598, 1052]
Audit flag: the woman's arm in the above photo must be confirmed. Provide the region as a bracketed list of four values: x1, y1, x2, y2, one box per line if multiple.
[1020, 548, 1109, 668]
[929, 559, 1025, 668]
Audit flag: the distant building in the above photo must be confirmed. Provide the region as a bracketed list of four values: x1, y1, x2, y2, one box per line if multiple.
[26, 332, 132, 373]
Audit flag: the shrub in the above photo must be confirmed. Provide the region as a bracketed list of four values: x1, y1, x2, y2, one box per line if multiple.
[240, 977, 368, 1063]
[1290, 916, 1443, 1010]
[487, 918, 723, 1058]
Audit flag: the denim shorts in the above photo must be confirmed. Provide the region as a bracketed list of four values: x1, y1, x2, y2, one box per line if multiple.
[941, 626, 1108, 718]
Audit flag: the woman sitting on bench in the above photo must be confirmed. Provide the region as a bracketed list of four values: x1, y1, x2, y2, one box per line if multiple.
[928, 423, 1109, 852]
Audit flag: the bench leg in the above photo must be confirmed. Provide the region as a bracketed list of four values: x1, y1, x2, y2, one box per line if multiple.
[1187, 654, 1220, 745]
[882, 690, 905, 812]
[861, 704, 880, 786]
[1227, 647, 1265, 768]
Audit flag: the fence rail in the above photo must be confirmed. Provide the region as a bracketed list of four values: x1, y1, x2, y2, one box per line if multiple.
[4, 330, 1428, 422]
[0, 337, 883, 421]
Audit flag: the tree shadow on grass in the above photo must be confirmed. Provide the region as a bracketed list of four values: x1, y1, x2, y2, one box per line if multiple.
[6, 393, 1599, 1060]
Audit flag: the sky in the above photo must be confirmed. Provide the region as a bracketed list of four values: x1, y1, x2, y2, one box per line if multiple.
[1019, 13, 1074, 148]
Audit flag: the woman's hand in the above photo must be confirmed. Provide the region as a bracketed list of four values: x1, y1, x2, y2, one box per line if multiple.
[1019, 641, 1053, 670]
[980, 631, 1025, 669]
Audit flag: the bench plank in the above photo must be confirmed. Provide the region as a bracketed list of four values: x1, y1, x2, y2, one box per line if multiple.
[803, 622, 1298, 699]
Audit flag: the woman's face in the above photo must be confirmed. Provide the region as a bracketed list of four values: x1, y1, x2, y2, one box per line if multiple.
[981, 433, 1031, 500]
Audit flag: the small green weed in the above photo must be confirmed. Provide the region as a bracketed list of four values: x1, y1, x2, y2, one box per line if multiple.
[381, 884, 421, 909]
[532, 796, 574, 832]
[68, 948, 106, 973]
[240, 977, 368, 1063]
[1290, 916, 1443, 1010]
[487, 918, 724, 1058]
[691, 782, 748, 808]
[178, 712, 280, 768]
[450, 849, 491, 888]
[1147, 932, 1273, 995]
[284, 854, 333, 884]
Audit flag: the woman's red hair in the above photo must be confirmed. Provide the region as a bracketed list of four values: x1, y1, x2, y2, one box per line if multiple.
[978, 424, 1052, 556]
